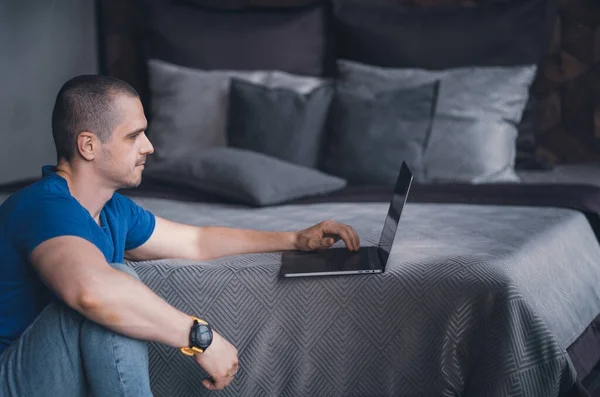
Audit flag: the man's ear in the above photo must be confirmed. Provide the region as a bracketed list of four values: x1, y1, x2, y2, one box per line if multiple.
[76, 131, 97, 161]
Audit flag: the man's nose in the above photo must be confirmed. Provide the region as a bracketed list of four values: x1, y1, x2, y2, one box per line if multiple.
[142, 132, 154, 155]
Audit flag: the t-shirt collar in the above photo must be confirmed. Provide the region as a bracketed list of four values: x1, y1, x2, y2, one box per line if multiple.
[41, 164, 58, 178]
[41, 165, 69, 188]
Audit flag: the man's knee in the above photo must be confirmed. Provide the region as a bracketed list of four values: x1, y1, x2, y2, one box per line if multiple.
[109, 263, 141, 281]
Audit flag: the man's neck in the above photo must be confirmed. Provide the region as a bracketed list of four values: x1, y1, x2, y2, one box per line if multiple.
[55, 161, 115, 223]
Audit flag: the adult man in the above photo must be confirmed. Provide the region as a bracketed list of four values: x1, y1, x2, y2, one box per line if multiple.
[0, 75, 360, 396]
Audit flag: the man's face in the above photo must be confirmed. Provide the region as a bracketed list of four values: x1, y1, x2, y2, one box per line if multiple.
[96, 95, 153, 189]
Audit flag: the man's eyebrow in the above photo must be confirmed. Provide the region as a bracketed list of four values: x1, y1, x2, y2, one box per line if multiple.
[126, 126, 147, 137]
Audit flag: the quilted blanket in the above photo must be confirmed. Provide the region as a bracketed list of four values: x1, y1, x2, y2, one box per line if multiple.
[126, 198, 600, 397]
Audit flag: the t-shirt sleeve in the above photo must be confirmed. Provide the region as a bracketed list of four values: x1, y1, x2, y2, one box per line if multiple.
[113, 193, 156, 251]
[8, 194, 96, 260]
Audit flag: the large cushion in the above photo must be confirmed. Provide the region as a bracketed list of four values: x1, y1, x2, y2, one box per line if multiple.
[321, 82, 439, 184]
[338, 60, 537, 183]
[331, 0, 553, 169]
[227, 79, 334, 168]
[145, 59, 325, 165]
[145, 148, 347, 206]
[141, 0, 331, 77]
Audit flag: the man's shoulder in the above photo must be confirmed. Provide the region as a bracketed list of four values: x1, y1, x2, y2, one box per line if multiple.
[1, 177, 78, 220]
[18, 175, 70, 200]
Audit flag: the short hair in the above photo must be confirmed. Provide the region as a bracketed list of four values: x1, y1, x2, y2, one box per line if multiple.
[51, 74, 140, 162]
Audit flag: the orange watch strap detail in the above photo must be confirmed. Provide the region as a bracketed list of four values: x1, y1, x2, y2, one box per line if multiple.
[180, 316, 208, 356]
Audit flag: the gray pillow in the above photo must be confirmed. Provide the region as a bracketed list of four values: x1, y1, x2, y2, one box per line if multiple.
[227, 79, 334, 168]
[146, 148, 347, 206]
[338, 60, 537, 183]
[146, 59, 326, 165]
[322, 82, 439, 184]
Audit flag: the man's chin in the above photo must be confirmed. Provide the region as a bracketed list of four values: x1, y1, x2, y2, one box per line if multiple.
[130, 178, 142, 188]
[119, 177, 142, 190]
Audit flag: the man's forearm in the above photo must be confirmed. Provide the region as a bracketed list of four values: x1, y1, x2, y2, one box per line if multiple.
[196, 226, 297, 260]
[79, 227, 298, 343]
[78, 266, 193, 350]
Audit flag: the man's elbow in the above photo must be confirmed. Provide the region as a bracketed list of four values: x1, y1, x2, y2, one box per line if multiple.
[65, 283, 109, 319]
[64, 269, 127, 325]
[73, 289, 103, 314]
[70, 288, 123, 326]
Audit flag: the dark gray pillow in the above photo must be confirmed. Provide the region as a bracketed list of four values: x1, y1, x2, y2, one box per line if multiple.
[321, 82, 439, 185]
[146, 59, 326, 165]
[227, 79, 334, 168]
[338, 60, 536, 183]
[146, 148, 347, 206]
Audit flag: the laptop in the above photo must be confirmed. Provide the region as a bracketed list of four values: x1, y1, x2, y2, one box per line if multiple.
[280, 161, 414, 278]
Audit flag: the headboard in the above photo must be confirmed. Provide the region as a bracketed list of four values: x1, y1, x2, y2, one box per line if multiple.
[95, 0, 600, 164]
[96, 0, 151, 105]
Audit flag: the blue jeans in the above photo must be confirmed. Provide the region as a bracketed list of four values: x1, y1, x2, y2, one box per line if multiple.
[0, 263, 153, 397]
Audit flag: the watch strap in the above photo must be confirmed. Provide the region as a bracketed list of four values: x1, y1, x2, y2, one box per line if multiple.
[180, 316, 209, 356]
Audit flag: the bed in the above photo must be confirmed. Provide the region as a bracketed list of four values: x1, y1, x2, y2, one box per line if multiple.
[105, 165, 600, 397]
[1, 168, 599, 397]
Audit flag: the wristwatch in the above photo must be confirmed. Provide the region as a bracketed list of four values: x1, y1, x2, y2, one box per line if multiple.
[180, 316, 213, 356]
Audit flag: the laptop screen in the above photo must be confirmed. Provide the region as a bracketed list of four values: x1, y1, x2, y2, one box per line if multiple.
[377, 162, 413, 264]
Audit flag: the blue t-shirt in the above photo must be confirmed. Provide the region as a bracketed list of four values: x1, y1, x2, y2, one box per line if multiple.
[0, 165, 155, 355]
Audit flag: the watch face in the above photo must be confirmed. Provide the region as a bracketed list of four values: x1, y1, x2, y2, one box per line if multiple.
[194, 324, 213, 349]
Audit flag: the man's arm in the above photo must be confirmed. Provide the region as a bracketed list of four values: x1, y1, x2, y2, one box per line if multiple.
[30, 235, 238, 390]
[32, 235, 193, 346]
[125, 216, 360, 262]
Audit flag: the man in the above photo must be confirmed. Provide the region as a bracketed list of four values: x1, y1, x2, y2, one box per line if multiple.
[0, 75, 360, 396]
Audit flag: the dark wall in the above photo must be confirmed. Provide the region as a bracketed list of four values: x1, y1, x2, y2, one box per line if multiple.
[532, 0, 600, 164]
[0, 1, 99, 184]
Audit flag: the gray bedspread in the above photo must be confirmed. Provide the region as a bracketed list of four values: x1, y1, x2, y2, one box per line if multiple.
[124, 197, 600, 397]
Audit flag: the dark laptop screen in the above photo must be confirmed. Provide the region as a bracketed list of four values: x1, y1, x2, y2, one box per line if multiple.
[377, 162, 413, 263]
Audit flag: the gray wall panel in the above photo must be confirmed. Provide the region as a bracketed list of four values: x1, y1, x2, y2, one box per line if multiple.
[0, 1, 98, 184]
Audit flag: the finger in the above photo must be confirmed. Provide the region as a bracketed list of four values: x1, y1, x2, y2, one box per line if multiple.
[214, 378, 230, 390]
[308, 238, 322, 250]
[320, 220, 341, 234]
[347, 227, 359, 251]
[318, 240, 334, 249]
[344, 226, 359, 251]
[202, 378, 217, 390]
[337, 228, 354, 251]
[353, 229, 361, 251]
[320, 237, 335, 247]
[323, 233, 340, 242]
[322, 222, 354, 250]
[228, 363, 239, 378]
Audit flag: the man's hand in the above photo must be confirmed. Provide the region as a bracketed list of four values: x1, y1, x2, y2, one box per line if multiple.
[194, 331, 239, 390]
[294, 220, 360, 251]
